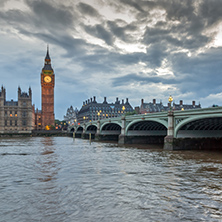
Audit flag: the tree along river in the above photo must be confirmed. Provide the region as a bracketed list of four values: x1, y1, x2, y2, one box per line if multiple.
[0, 137, 222, 222]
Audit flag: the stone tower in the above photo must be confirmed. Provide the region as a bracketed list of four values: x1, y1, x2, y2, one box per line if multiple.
[41, 46, 55, 129]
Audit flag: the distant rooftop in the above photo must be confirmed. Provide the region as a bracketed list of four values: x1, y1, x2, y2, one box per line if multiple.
[5, 100, 18, 106]
[140, 99, 201, 114]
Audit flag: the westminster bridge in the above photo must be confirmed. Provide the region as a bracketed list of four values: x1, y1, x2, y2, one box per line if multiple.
[68, 106, 222, 150]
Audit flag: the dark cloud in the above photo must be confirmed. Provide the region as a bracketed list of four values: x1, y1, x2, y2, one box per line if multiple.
[0, 9, 29, 25]
[77, 2, 101, 18]
[18, 28, 87, 58]
[83, 24, 114, 45]
[141, 44, 168, 68]
[0, 0, 77, 41]
[120, 0, 145, 12]
[164, 0, 195, 21]
[171, 48, 222, 95]
[112, 45, 222, 99]
[1, 0, 222, 119]
[112, 73, 176, 87]
[142, 8, 210, 51]
[25, 0, 75, 28]
[143, 24, 210, 50]
[199, 0, 222, 27]
[107, 20, 138, 43]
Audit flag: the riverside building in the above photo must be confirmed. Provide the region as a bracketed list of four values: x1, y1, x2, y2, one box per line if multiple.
[0, 86, 34, 134]
[0, 47, 56, 134]
[77, 97, 134, 124]
[64, 106, 78, 125]
[140, 99, 201, 114]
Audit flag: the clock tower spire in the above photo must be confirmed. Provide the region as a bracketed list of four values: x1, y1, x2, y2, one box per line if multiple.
[41, 46, 55, 129]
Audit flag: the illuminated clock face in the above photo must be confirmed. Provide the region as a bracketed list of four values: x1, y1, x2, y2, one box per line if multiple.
[44, 76, 52, 83]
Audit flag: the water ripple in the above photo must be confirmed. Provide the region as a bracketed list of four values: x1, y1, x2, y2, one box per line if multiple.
[0, 137, 222, 221]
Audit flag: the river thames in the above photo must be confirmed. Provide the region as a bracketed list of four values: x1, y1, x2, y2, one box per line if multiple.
[0, 137, 222, 222]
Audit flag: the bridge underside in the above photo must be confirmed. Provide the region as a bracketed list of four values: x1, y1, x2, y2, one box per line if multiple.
[120, 120, 167, 145]
[177, 117, 222, 138]
[95, 123, 121, 142]
[165, 117, 222, 151]
[86, 125, 97, 133]
[128, 131, 166, 136]
[177, 130, 222, 138]
[75, 127, 83, 138]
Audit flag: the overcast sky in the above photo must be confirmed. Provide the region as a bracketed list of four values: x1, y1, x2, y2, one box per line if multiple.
[0, 0, 222, 119]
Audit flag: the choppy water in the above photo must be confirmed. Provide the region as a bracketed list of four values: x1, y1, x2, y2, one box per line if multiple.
[0, 137, 222, 222]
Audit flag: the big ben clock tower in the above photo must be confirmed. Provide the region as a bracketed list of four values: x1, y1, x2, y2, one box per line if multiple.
[41, 46, 55, 129]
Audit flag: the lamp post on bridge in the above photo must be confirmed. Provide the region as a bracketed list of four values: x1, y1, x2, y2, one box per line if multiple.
[168, 95, 173, 111]
[164, 95, 175, 150]
[122, 105, 125, 115]
[97, 111, 101, 120]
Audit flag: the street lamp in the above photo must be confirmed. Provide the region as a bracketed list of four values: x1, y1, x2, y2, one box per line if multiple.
[168, 95, 173, 111]
[122, 105, 125, 114]
[97, 112, 100, 120]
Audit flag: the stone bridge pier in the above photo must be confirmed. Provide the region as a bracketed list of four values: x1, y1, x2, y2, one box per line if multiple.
[119, 116, 167, 145]
[164, 110, 222, 151]
[94, 120, 101, 141]
[118, 116, 126, 144]
[163, 111, 174, 150]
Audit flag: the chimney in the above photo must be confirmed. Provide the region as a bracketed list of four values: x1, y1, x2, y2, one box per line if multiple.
[103, 97, 107, 104]
[180, 100, 183, 106]
[115, 97, 119, 104]
[153, 99, 156, 105]
[126, 98, 129, 104]
[85, 100, 87, 105]
[88, 99, 90, 104]
[122, 99, 124, 104]
[91, 98, 92, 103]
[93, 96, 96, 102]
[141, 99, 144, 104]
[83, 102, 85, 106]
[192, 101, 195, 106]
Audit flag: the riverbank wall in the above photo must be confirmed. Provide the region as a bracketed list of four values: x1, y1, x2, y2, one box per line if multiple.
[164, 136, 222, 151]
[0, 130, 69, 137]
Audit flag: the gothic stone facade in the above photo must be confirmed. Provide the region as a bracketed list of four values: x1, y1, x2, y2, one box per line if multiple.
[40, 47, 55, 129]
[64, 106, 78, 125]
[34, 47, 55, 130]
[0, 86, 34, 134]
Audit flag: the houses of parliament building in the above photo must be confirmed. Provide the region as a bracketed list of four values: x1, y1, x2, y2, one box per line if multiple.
[0, 47, 55, 134]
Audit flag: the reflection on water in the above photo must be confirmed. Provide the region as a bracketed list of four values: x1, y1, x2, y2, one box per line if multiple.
[0, 137, 222, 222]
